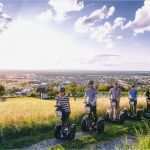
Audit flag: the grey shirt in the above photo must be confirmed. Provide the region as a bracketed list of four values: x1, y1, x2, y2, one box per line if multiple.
[85, 88, 97, 106]
[109, 87, 121, 101]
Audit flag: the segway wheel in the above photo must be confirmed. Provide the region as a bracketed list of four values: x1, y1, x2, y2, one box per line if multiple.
[122, 108, 128, 120]
[137, 110, 143, 120]
[54, 125, 61, 139]
[119, 111, 126, 124]
[96, 118, 104, 134]
[81, 115, 89, 132]
[104, 112, 110, 121]
[69, 124, 76, 140]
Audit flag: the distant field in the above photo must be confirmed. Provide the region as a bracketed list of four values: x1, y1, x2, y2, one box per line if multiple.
[0, 96, 146, 127]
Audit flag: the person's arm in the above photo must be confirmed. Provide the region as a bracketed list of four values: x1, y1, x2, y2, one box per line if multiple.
[108, 89, 112, 100]
[56, 96, 60, 106]
[84, 90, 88, 104]
[128, 91, 131, 99]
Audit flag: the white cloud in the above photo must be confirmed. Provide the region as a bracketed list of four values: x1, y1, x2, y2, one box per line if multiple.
[113, 17, 126, 30]
[75, 10, 125, 48]
[0, 2, 12, 33]
[90, 22, 114, 48]
[74, 16, 92, 33]
[38, 0, 84, 22]
[107, 6, 115, 18]
[75, 5, 115, 28]
[124, 0, 150, 34]
[38, 9, 53, 23]
[74, 5, 119, 48]
[0, 18, 95, 70]
[116, 35, 123, 40]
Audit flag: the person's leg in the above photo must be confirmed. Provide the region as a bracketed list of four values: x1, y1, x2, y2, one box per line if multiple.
[61, 111, 66, 126]
[147, 99, 150, 112]
[116, 100, 119, 119]
[134, 101, 137, 114]
[110, 101, 113, 119]
[92, 105, 97, 122]
[63, 112, 70, 125]
[129, 100, 133, 115]
[111, 100, 117, 120]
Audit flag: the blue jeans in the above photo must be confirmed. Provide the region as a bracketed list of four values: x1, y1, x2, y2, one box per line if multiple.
[61, 111, 70, 124]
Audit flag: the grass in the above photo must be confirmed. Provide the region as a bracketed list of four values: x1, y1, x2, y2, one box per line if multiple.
[0, 96, 147, 149]
[51, 121, 149, 150]
[117, 121, 150, 150]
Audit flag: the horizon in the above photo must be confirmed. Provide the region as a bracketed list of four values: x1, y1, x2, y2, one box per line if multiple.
[0, 69, 150, 73]
[0, 0, 150, 71]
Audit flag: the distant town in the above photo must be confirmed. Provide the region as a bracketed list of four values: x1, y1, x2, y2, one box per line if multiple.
[0, 70, 150, 99]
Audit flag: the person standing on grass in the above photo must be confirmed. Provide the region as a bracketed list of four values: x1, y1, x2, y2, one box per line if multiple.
[84, 80, 97, 122]
[55, 87, 70, 125]
[109, 82, 121, 119]
[128, 85, 138, 114]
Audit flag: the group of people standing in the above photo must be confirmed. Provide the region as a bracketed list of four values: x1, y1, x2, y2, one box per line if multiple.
[56, 80, 150, 124]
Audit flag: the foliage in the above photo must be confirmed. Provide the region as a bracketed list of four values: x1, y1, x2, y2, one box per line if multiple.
[98, 84, 110, 92]
[0, 85, 5, 96]
[65, 83, 85, 100]
[48, 85, 58, 99]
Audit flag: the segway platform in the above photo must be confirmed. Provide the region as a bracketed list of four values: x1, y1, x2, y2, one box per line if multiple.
[81, 104, 105, 133]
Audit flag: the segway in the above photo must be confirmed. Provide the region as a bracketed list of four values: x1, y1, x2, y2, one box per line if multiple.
[81, 103, 104, 133]
[126, 100, 143, 120]
[143, 98, 150, 119]
[105, 101, 126, 124]
[54, 105, 76, 140]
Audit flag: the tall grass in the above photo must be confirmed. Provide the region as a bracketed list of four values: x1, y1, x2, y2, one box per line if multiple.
[0, 97, 146, 144]
[116, 120, 150, 150]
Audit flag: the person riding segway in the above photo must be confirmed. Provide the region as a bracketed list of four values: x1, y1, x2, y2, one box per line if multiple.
[81, 81, 104, 133]
[54, 87, 76, 140]
[127, 85, 143, 120]
[105, 82, 126, 123]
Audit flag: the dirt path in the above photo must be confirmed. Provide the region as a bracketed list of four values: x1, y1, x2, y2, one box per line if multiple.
[88, 135, 137, 150]
[22, 133, 137, 150]
[22, 132, 89, 150]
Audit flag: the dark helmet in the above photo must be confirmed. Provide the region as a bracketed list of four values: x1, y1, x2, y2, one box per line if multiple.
[59, 87, 65, 93]
[88, 80, 94, 85]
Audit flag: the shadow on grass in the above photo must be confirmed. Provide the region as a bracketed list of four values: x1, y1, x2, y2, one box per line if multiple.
[0, 115, 83, 149]
[51, 120, 149, 150]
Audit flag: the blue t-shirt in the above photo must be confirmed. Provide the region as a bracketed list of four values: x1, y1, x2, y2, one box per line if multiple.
[129, 88, 137, 101]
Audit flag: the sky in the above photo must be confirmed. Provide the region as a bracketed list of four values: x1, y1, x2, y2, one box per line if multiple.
[0, 0, 150, 71]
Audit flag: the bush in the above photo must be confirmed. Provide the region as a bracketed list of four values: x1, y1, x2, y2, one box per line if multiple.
[0, 85, 5, 96]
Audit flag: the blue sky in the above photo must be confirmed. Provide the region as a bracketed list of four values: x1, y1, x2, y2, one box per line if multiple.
[0, 0, 150, 71]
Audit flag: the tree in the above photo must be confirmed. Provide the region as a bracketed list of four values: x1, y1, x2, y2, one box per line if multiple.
[65, 83, 85, 100]
[65, 82, 78, 101]
[36, 86, 48, 99]
[76, 84, 85, 97]
[0, 85, 5, 96]
[98, 84, 109, 92]
[48, 85, 58, 99]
